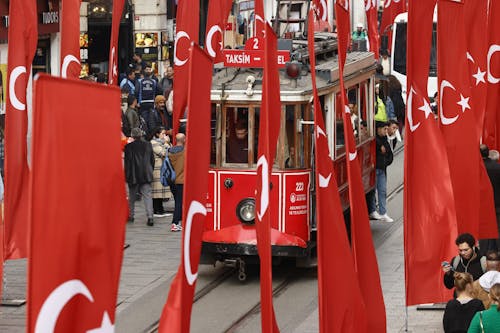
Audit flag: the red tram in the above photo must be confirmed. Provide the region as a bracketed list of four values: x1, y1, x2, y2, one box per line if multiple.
[200, 34, 377, 280]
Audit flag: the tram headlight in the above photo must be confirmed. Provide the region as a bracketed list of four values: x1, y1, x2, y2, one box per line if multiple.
[236, 198, 256, 224]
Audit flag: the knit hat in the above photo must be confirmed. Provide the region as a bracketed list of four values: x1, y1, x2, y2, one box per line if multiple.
[479, 271, 500, 293]
[155, 95, 166, 104]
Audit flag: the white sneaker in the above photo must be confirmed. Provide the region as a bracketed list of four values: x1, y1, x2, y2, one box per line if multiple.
[369, 211, 382, 220]
[379, 214, 394, 223]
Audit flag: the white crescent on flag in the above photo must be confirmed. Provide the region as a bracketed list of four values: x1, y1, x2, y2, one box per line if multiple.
[487, 44, 500, 84]
[9, 65, 27, 111]
[319, 173, 332, 188]
[183, 200, 207, 286]
[206, 25, 223, 58]
[256, 155, 269, 221]
[174, 31, 191, 66]
[61, 54, 80, 78]
[407, 87, 421, 132]
[35, 279, 94, 333]
[439, 80, 459, 126]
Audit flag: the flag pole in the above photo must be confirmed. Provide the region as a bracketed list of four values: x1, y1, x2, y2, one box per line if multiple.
[405, 306, 408, 332]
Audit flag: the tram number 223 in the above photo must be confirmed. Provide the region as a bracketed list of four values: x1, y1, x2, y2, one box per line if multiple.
[295, 182, 304, 192]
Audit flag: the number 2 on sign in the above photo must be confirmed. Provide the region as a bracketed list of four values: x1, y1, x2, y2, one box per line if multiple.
[253, 38, 259, 49]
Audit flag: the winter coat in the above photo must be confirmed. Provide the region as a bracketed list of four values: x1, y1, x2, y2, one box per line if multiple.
[168, 145, 185, 184]
[124, 139, 154, 185]
[150, 138, 172, 199]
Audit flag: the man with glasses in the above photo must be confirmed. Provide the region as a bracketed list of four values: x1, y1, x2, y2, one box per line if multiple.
[443, 233, 487, 289]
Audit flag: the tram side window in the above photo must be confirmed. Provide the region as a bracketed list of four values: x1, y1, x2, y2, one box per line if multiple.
[335, 94, 345, 155]
[210, 104, 217, 165]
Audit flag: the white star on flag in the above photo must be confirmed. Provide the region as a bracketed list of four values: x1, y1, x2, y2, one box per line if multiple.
[86, 312, 114, 333]
[418, 98, 433, 119]
[472, 67, 486, 85]
[457, 94, 470, 113]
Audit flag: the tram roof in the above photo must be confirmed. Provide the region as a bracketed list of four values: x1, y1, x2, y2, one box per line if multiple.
[211, 47, 376, 103]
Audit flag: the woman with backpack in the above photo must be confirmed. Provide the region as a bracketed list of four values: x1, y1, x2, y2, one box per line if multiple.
[468, 283, 500, 332]
[150, 126, 172, 217]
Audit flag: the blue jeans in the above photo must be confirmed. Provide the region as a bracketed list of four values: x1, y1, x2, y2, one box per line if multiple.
[368, 169, 387, 215]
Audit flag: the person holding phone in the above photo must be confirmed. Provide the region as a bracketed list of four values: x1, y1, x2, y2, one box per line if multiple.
[443, 233, 487, 289]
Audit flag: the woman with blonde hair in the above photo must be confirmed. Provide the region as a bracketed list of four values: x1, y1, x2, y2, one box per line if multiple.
[468, 283, 500, 332]
[443, 272, 484, 333]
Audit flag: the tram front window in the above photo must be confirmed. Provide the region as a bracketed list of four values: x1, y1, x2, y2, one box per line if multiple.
[225, 106, 258, 165]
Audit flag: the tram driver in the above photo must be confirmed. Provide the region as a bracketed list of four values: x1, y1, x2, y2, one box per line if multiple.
[227, 121, 249, 163]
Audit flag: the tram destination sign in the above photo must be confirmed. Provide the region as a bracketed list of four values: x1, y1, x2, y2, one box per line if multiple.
[223, 37, 290, 68]
[223, 49, 290, 68]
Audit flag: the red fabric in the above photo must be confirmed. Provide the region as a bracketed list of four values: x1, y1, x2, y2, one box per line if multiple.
[27, 75, 127, 332]
[463, 0, 497, 239]
[335, 0, 350, 69]
[4, 0, 38, 259]
[404, 0, 457, 306]
[108, 0, 125, 84]
[158, 45, 212, 333]
[308, 10, 367, 333]
[312, 0, 328, 22]
[254, 23, 281, 333]
[464, 0, 488, 137]
[335, 5, 385, 331]
[60, 0, 82, 79]
[173, 0, 199, 134]
[438, 0, 491, 238]
[484, 0, 500, 150]
[365, 0, 380, 59]
[380, 0, 406, 52]
[205, 0, 232, 63]
[254, 0, 265, 38]
[380, 0, 406, 35]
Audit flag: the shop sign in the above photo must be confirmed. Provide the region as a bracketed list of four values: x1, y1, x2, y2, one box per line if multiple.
[42, 11, 59, 24]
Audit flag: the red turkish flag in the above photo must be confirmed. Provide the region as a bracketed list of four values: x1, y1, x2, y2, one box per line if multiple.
[60, 0, 82, 79]
[108, 0, 125, 84]
[464, 0, 488, 137]
[335, 0, 350, 68]
[173, 0, 199, 134]
[158, 45, 212, 333]
[4, 0, 38, 259]
[438, 0, 495, 238]
[365, 0, 380, 59]
[254, 0, 265, 38]
[307, 11, 367, 333]
[205, 0, 232, 63]
[484, 0, 500, 150]
[254, 23, 281, 333]
[405, 0, 457, 306]
[27, 75, 128, 332]
[333, 7, 386, 331]
[380, 0, 406, 52]
[464, 0, 498, 241]
[312, 0, 328, 22]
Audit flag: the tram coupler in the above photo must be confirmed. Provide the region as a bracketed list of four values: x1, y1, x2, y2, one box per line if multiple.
[223, 258, 247, 282]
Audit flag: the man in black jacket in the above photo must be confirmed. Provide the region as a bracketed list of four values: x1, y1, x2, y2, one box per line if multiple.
[443, 233, 486, 289]
[124, 128, 155, 226]
[368, 121, 394, 222]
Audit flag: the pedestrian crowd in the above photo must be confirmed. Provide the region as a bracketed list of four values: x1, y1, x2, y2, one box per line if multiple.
[120, 54, 184, 232]
[367, 65, 405, 223]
